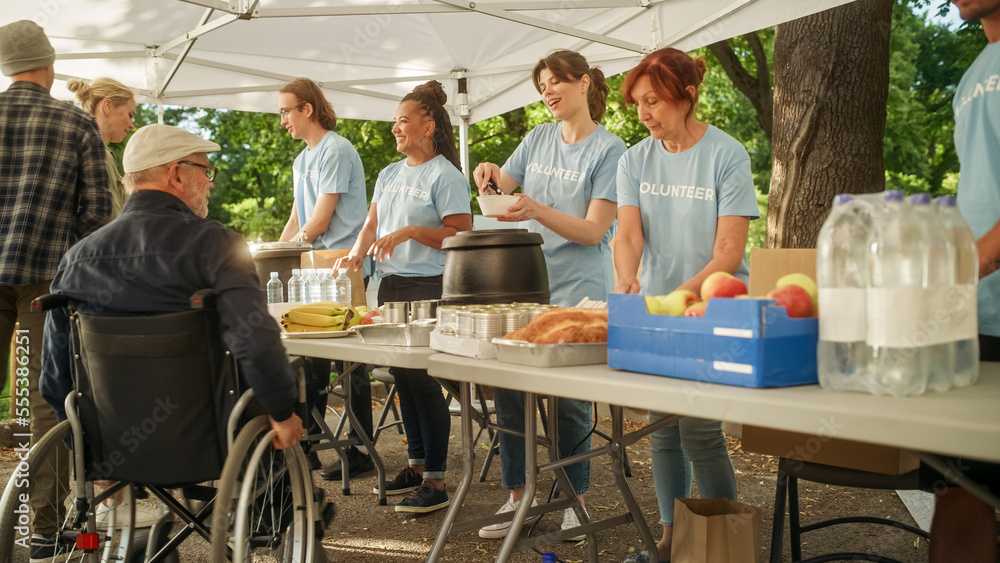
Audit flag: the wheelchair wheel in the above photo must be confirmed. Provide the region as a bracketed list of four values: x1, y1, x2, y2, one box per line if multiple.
[210, 415, 313, 562]
[0, 420, 135, 562]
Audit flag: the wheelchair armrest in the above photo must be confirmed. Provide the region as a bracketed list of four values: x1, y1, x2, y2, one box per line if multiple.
[32, 293, 70, 313]
[189, 289, 218, 310]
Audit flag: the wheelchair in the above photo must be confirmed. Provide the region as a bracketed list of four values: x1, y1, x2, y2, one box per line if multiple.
[0, 290, 332, 562]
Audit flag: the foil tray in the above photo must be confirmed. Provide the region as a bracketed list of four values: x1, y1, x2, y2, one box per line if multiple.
[491, 339, 608, 367]
[352, 320, 435, 347]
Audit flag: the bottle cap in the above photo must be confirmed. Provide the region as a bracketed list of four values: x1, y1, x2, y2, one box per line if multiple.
[292, 268, 300, 276]
[833, 193, 853, 206]
[910, 192, 931, 205]
[270, 271, 279, 278]
[884, 190, 904, 202]
[935, 195, 956, 207]
[339, 268, 347, 275]
[542, 553, 557, 563]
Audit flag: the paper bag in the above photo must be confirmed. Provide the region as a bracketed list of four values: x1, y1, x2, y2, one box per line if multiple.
[671, 498, 761, 563]
[301, 250, 366, 307]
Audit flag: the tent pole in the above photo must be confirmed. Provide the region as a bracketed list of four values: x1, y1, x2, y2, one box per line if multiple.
[454, 73, 471, 180]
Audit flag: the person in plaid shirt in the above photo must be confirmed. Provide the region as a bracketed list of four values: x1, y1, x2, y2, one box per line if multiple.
[0, 19, 110, 560]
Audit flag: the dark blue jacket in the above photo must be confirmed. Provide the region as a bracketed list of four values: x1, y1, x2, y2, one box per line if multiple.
[41, 190, 296, 422]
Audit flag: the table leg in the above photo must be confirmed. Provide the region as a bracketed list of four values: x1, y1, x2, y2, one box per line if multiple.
[495, 391, 540, 562]
[427, 381, 475, 562]
[546, 397, 599, 562]
[610, 405, 659, 561]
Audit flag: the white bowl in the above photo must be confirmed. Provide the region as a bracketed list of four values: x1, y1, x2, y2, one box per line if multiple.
[477, 194, 520, 218]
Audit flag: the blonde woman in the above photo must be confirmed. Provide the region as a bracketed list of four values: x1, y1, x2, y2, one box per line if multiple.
[68, 77, 136, 217]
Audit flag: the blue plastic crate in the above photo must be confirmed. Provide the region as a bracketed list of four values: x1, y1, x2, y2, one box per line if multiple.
[608, 293, 818, 388]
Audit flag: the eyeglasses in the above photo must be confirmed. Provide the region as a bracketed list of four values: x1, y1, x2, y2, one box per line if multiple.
[279, 102, 306, 118]
[178, 160, 218, 181]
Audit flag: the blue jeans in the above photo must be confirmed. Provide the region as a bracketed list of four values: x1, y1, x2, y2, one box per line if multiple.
[494, 387, 591, 494]
[649, 412, 737, 525]
[379, 274, 449, 479]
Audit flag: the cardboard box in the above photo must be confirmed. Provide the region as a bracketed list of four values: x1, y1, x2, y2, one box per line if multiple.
[742, 248, 919, 475]
[748, 247, 817, 297]
[741, 424, 920, 475]
[301, 250, 366, 307]
[607, 293, 818, 388]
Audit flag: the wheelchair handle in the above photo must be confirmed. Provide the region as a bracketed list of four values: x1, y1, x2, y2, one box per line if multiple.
[32, 293, 70, 313]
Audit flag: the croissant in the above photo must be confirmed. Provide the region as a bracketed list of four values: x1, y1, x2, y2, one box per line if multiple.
[503, 307, 607, 344]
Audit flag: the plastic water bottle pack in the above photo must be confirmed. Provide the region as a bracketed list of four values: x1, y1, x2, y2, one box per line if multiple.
[816, 190, 979, 397]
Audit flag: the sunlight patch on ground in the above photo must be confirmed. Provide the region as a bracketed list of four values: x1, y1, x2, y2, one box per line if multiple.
[324, 537, 430, 558]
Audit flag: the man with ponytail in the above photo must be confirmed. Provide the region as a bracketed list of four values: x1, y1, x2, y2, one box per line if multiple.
[276, 77, 375, 480]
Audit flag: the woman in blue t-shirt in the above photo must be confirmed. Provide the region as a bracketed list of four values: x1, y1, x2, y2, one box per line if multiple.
[615, 48, 759, 563]
[472, 49, 626, 541]
[338, 80, 472, 514]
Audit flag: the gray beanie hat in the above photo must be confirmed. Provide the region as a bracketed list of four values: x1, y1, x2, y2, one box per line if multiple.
[0, 20, 56, 77]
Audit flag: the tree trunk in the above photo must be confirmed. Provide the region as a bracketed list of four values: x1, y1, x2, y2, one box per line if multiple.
[767, 0, 892, 249]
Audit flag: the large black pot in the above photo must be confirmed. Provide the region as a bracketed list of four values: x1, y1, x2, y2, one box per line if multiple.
[249, 241, 312, 302]
[440, 229, 549, 305]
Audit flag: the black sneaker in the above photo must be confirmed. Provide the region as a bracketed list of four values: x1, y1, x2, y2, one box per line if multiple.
[372, 467, 423, 496]
[30, 532, 75, 563]
[320, 446, 374, 481]
[394, 481, 449, 514]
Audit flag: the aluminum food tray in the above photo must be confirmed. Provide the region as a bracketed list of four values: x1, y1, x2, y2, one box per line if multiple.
[491, 338, 607, 367]
[352, 320, 435, 347]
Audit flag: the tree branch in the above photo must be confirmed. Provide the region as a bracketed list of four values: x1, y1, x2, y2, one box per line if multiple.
[708, 33, 773, 141]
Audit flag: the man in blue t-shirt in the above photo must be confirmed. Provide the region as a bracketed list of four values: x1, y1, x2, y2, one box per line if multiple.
[927, 2, 1000, 562]
[276, 78, 374, 480]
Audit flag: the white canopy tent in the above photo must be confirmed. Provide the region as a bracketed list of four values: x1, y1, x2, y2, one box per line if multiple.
[3, 0, 856, 172]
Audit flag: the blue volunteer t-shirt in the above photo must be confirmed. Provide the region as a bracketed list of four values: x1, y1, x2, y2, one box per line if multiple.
[617, 125, 759, 296]
[372, 155, 471, 277]
[955, 41, 1000, 338]
[502, 122, 626, 306]
[293, 130, 367, 253]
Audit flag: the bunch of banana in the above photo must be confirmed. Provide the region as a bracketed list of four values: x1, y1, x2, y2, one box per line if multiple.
[281, 301, 361, 332]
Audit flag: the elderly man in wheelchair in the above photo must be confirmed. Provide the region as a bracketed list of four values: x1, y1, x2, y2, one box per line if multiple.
[0, 124, 332, 562]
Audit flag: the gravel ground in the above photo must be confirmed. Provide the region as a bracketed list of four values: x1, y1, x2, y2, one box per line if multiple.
[0, 402, 931, 562]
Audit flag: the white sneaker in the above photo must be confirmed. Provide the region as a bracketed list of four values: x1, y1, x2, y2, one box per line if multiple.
[478, 494, 540, 539]
[96, 499, 165, 529]
[561, 506, 589, 542]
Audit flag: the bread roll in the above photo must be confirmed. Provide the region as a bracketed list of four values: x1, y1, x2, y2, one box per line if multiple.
[503, 307, 607, 344]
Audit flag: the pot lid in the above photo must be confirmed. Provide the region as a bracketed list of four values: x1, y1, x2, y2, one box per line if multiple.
[441, 229, 543, 250]
[249, 241, 313, 255]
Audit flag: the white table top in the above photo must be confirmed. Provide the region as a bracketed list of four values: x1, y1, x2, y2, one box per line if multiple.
[281, 335, 435, 370]
[427, 354, 1000, 464]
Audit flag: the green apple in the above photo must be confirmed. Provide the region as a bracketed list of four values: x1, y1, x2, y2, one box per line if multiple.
[644, 295, 661, 315]
[656, 289, 699, 316]
[775, 273, 818, 313]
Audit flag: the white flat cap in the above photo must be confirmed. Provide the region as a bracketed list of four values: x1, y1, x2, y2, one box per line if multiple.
[123, 124, 221, 173]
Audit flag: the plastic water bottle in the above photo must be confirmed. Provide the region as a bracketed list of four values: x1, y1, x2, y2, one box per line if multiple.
[319, 267, 336, 302]
[335, 268, 352, 306]
[910, 193, 957, 391]
[304, 268, 321, 304]
[868, 190, 929, 397]
[266, 271, 284, 304]
[937, 195, 980, 387]
[816, 194, 872, 391]
[287, 269, 304, 303]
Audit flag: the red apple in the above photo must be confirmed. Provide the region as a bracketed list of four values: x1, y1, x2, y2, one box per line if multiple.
[766, 284, 814, 318]
[775, 273, 818, 315]
[684, 301, 708, 317]
[361, 309, 381, 325]
[701, 271, 748, 301]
